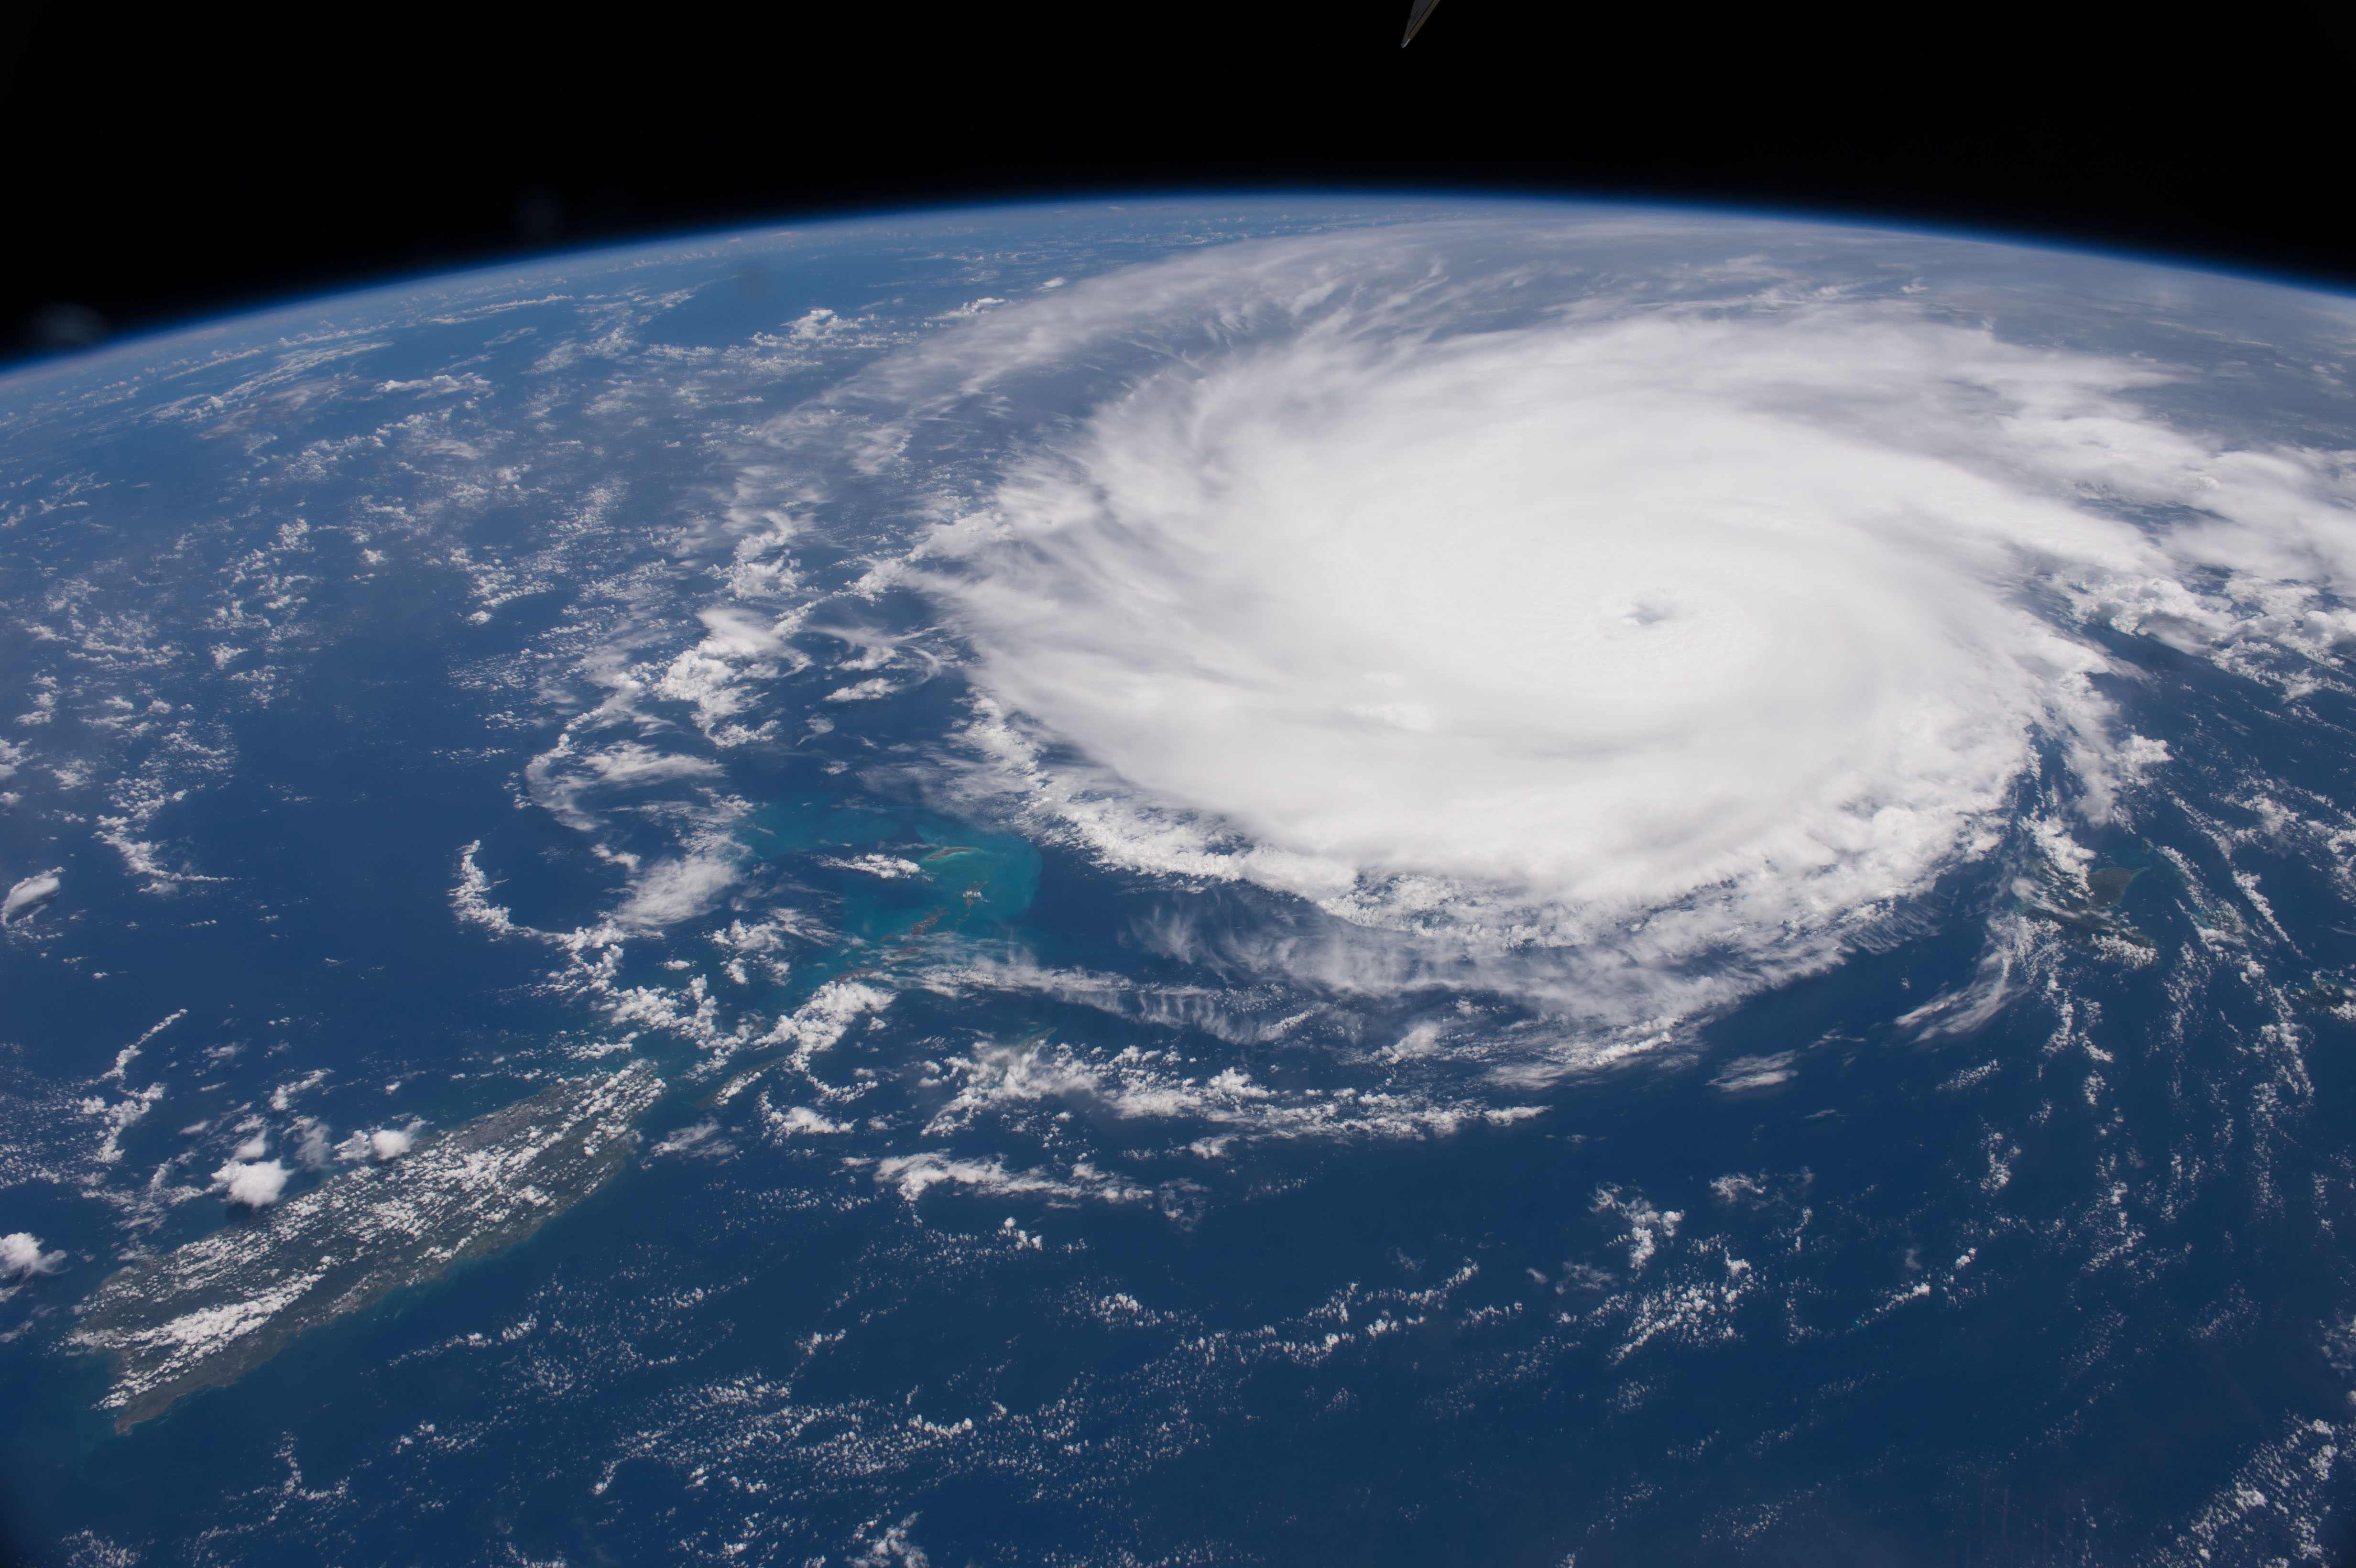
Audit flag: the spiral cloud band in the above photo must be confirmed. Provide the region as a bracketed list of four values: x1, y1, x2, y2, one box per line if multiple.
[898, 224, 2356, 1010]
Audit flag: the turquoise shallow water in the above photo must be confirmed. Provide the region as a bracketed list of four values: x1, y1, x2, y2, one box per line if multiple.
[743, 797, 1042, 955]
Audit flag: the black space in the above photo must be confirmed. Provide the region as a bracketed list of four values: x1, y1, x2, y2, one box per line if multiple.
[5, 0, 2353, 361]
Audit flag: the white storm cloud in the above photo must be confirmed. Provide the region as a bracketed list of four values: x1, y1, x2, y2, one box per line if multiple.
[896, 229, 2356, 1020]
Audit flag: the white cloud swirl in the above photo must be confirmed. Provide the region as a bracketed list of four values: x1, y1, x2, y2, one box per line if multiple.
[904, 225, 2356, 1017]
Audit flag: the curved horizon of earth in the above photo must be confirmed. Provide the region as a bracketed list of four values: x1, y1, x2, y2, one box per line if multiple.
[2, 196, 2355, 1566]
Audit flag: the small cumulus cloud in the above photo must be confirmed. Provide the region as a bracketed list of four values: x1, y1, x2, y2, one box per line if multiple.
[1710, 1053, 1798, 1092]
[820, 853, 922, 879]
[523, 735, 725, 833]
[0, 1232, 67, 1279]
[764, 980, 895, 1070]
[764, 1101, 850, 1138]
[1, 869, 61, 924]
[615, 852, 742, 932]
[649, 1119, 734, 1159]
[212, 1159, 292, 1208]
[293, 1119, 332, 1168]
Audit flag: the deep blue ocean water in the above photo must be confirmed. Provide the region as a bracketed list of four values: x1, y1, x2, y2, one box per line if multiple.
[1, 199, 2353, 1565]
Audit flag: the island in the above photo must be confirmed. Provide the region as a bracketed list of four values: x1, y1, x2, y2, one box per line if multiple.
[71, 1063, 665, 1431]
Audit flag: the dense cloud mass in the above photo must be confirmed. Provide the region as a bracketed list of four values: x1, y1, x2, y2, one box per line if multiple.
[900, 229, 2356, 1015]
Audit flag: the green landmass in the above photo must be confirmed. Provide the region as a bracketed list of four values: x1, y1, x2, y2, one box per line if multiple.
[70, 1064, 664, 1431]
